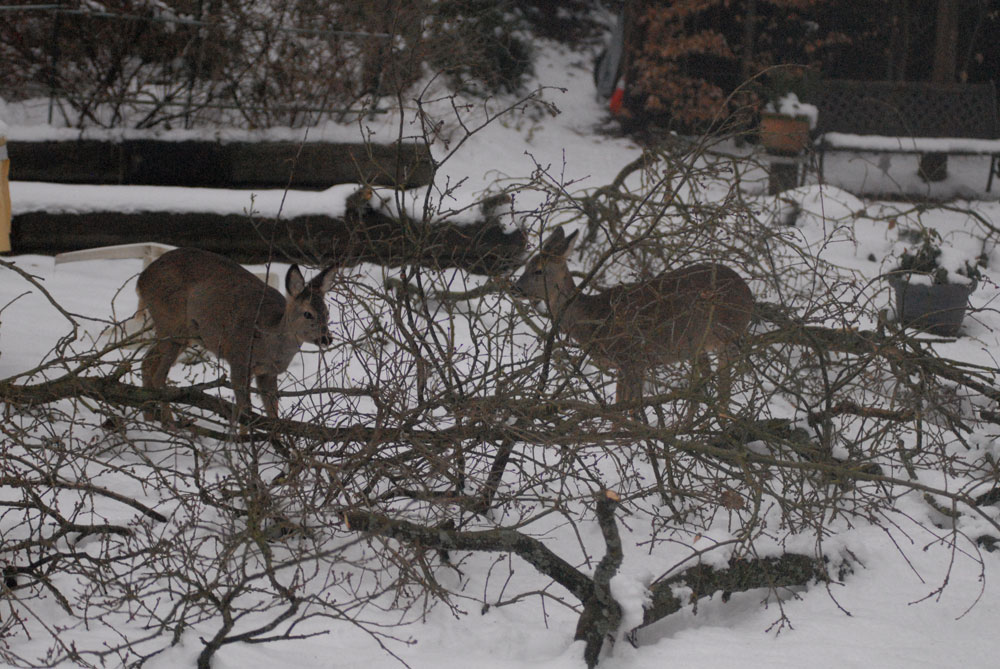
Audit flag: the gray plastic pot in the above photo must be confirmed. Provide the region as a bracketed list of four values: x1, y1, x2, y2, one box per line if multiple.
[889, 275, 975, 337]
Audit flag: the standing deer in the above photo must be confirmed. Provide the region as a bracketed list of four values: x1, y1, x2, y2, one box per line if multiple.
[513, 228, 753, 410]
[136, 247, 338, 426]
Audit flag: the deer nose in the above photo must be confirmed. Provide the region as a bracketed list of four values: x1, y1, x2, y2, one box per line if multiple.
[318, 334, 332, 347]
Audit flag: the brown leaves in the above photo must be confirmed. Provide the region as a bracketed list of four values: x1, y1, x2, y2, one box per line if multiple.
[718, 488, 745, 510]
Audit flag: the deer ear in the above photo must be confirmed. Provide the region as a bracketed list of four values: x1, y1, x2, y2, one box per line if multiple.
[285, 265, 306, 296]
[541, 227, 566, 255]
[563, 230, 580, 257]
[312, 265, 339, 294]
[543, 228, 578, 259]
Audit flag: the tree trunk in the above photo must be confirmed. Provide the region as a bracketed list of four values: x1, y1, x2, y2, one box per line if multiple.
[931, 0, 959, 83]
[887, 0, 911, 80]
[921, 0, 960, 182]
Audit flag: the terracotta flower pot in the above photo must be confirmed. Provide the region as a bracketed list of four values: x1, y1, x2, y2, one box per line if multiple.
[759, 114, 811, 156]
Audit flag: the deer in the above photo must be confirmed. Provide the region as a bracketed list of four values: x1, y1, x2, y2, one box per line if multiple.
[512, 227, 753, 414]
[136, 247, 338, 428]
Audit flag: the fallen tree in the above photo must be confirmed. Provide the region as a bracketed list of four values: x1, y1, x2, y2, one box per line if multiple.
[344, 494, 830, 669]
[2, 310, 998, 667]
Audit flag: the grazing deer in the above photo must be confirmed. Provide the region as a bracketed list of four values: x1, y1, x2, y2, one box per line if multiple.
[136, 248, 338, 426]
[513, 228, 753, 410]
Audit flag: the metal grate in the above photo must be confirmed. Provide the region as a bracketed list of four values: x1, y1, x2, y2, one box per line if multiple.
[804, 80, 1000, 139]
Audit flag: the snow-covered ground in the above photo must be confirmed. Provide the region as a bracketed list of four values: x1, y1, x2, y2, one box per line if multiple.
[2, 45, 1000, 668]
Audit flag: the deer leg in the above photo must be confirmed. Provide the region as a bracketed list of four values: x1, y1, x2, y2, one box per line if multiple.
[141, 339, 184, 424]
[229, 365, 253, 428]
[713, 346, 739, 420]
[255, 374, 280, 419]
[255, 373, 292, 461]
[682, 353, 713, 427]
[615, 370, 644, 414]
[618, 370, 671, 504]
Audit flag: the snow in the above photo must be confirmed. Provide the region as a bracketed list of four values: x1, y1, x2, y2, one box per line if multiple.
[11, 181, 356, 219]
[766, 93, 819, 129]
[3, 44, 1000, 669]
[817, 152, 999, 201]
[0, 112, 410, 146]
[905, 272, 937, 286]
[822, 132, 1000, 154]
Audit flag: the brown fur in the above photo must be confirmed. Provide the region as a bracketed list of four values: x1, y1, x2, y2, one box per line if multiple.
[513, 228, 753, 406]
[136, 248, 338, 424]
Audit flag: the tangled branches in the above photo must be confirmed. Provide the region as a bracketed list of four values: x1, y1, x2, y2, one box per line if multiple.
[2, 139, 1000, 667]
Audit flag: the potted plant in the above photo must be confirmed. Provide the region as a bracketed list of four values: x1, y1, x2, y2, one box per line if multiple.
[757, 68, 817, 156]
[888, 228, 981, 337]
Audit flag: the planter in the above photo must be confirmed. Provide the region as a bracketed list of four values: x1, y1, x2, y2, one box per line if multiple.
[889, 275, 975, 336]
[759, 113, 811, 156]
[7, 139, 433, 190]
